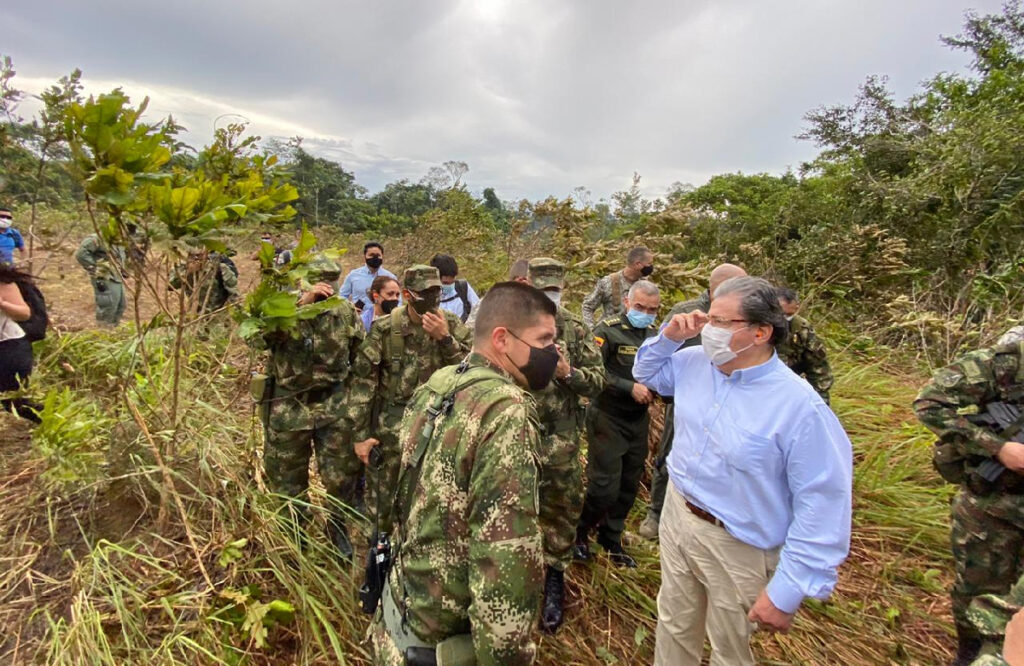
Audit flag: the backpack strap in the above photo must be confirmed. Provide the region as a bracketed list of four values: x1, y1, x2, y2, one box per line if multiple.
[610, 271, 623, 313]
[387, 306, 407, 402]
[455, 279, 471, 323]
[393, 363, 504, 528]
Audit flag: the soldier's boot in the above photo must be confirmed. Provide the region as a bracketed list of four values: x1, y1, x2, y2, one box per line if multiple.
[540, 567, 566, 634]
[326, 512, 354, 563]
[597, 535, 637, 569]
[572, 524, 591, 561]
[950, 625, 981, 666]
[638, 513, 660, 541]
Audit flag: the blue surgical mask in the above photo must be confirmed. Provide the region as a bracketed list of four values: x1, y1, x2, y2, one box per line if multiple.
[627, 309, 655, 329]
[441, 283, 457, 298]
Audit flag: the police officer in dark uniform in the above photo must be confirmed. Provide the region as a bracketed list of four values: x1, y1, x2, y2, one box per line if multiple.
[575, 279, 661, 567]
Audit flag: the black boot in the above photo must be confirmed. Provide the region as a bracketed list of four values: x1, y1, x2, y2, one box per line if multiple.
[951, 625, 981, 666]
[326, 514, 354, 563]
[597, 535, 637, 568]
[573, 524, 591, 561]
[540, 567, 565, 633]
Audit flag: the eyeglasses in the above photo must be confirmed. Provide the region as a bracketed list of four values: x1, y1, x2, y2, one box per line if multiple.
[707, 316, 750, 328]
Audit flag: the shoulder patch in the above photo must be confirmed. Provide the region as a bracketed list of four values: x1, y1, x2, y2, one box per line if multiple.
[934, 367, 964, 388]
[594, 336, 605, 347]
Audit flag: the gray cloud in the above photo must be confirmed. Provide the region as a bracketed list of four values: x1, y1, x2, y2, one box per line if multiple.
[1, 0, 1005, 202]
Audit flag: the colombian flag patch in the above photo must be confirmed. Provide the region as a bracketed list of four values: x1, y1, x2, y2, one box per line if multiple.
[594, 336, 605, 347]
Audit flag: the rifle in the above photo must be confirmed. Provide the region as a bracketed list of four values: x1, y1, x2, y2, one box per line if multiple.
[965, 401, 1024, 491]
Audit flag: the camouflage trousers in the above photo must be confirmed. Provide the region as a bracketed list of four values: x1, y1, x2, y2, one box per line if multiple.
[581, 405, 650, 545]
[950, 488, 1024, 634]
[263, 411, 361, 517]
[364, 426, 402, 541]
[537, 428, 585, 571]
[91, 277, 125, 326]
[648, 402, 674, 521]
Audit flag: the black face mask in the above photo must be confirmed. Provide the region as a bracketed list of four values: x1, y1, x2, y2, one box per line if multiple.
[409, 289, 440, 315]
[505, 330, 560, 391]
[366, 256, 383, 270]
[640, 264, 654, 277]
[380, 298, 399, 314]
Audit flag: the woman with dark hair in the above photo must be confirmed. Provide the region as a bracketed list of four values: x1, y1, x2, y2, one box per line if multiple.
[361, 274, 401, 332]
[0, 265, 41, 423]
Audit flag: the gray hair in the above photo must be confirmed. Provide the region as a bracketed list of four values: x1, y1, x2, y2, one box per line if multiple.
[714, 276, 788, 345]
[627, 279, 660, 300]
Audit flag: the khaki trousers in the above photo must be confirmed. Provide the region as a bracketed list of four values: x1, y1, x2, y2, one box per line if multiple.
[654, 482, 779, 666]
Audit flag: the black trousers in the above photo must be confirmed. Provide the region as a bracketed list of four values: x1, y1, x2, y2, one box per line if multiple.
[0, 337, 40, 423]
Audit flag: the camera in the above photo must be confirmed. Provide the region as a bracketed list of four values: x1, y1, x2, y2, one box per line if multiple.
[358, 532, 392, 614]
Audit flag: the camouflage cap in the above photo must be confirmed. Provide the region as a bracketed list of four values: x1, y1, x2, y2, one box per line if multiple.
[403, 264, 442, 292]
[308, 254, 341, 282]
[528, 257, 565, 289]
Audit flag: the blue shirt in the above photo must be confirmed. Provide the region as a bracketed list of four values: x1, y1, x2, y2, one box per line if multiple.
[0, 228, 24, 265]
[339, 265, 397, 304]
[361, 305, 376, 332]
[439, 280, 480, 321]
[633, 335, 852, 613]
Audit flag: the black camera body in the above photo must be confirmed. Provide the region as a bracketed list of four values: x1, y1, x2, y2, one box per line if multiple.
[359, 531, 392, 614]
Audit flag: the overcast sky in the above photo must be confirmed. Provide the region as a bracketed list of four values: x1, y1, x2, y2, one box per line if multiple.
[1, 0, 1006, 202]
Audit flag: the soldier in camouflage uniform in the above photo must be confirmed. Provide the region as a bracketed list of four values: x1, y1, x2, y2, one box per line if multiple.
[371, 281, 557, 665]
[576, 279, 661, 569]
[527, 257, 605, 633]
[999, 327, 1024, 346]
[581, 246, 654, 328]
[256, 255, 364, 560]
[776, 287, 833, 404]
[639, 263, 746, 540]
[169, 249, 239, 313]
[914, 341, 1024, 666]
[347, 265, 472, 536]
[76, 233, 128, 326]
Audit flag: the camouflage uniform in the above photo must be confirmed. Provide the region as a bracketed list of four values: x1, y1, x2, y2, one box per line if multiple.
[914, 341, 1024, 652]
[345, 265, 472, 534]
[371, 353, 543, 665]
[256, 256, 364, 535]
[647, 291, 710, 528]
[999, 327, 1024, 346]
[75, 234, 126, 326]
[528, 258, 606, 571]
[169, 251, 239, 313]
[968, 571, 1024, 661]
[776, 314, 833, 404]
[582, 270, 638, 328]
[579, 312, 658, 546]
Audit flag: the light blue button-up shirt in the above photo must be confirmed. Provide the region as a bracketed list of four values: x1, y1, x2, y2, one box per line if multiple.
[634, 334, 852, 613]
[339, 265, 397, 304]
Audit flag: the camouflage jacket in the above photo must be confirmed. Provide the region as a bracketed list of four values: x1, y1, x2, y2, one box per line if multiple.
[529, 306, 605, 434]
[346, 305, 472, 442]
[582, 270, 638, 328]
[389, 353, 543, 664]
[170, 253, 239, 312]
[75, 234, 126, 283]
[258, 298, 364, 430]
[914, 342, 1024, 459]
[776, 314, 834, 403]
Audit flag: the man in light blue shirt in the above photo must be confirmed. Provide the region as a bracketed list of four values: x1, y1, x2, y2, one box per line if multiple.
[338, 241, 397, 308]
[430, 253, 480, 324]
[633, 276, 852, 666]
[0, 208, 25, 266]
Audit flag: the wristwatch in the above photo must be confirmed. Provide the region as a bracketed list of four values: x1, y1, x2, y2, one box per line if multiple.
[561, 366, 576, 383]
[440, 334, 455, 347]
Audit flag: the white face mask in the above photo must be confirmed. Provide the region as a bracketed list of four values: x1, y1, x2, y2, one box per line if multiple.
[701, 323, 753, 366]
[0, 219, 10, 231]
[545, 290, 562, 306]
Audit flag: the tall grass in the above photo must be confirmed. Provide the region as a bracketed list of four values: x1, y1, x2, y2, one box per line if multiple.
[0, 325, 958, 665]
